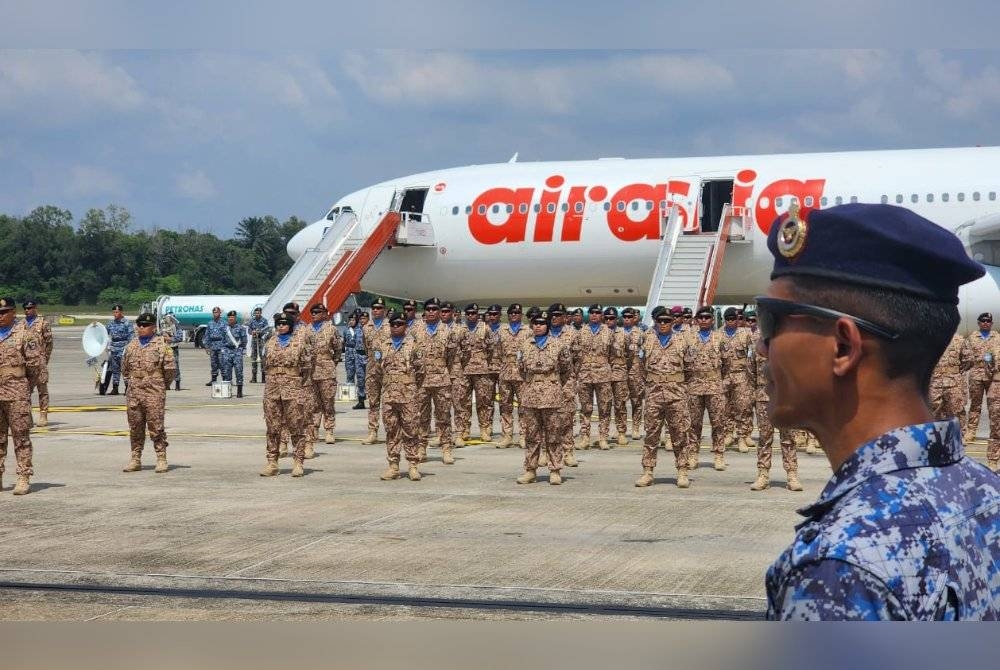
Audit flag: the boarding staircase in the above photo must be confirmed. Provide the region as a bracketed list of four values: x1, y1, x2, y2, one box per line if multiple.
[260, 196, 426, 323]
[642, 204, 751, 326]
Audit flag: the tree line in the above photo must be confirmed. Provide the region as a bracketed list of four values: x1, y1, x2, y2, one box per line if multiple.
[0, 205, 307, 307]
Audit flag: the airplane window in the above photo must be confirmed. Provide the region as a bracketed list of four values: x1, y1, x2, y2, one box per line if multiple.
[973, 192, 981, 201]
[880, 195, 888, 204]
[850, 196, 858, 204]
[942, 193, 950, 202]
[603, 202, 611, 211]
[804, 196, 814, 207]
[561, 203, 568, 212]
[895, 195, 903, 204]
[575, 202, 584, 213]
[478, 205, 486, 215]
[616, 201, 625, 212]
[775, 197, 783, 208]
[325, 207, 340, 221]
[991, 192, 997, 201]
[927, 194, 934, 202]
[645, 200, 653, 211]
[820, 197, 828, 206]
[533, 203, 540, 213]
[547, 203, 556, 213]
[958, 192, 965, 202]
[660, 200, 668, 210]
[465, 206, 472, 215]
[835, 196, 843, 205]
[452, 206, 459, 215]
[911, 194, 918, 203]
[492, 205, 500, 214]
[519, 203, 528, 214]
[506, 204, 513, 214]
[630, 201, 639, 211]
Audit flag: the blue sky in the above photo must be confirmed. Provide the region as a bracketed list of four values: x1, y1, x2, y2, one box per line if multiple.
[3, 49, 1000, 236]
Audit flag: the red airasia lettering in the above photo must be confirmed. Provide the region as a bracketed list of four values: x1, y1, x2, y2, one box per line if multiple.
[755, 178, 826, 235]
[533, 176, 564, 242]
[665, 180, 692, 230]
[607, 183, 667, 241]
[468, 187, 533, 244]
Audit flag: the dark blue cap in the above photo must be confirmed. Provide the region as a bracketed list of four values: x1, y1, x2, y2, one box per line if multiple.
[768, 203, 984, 304]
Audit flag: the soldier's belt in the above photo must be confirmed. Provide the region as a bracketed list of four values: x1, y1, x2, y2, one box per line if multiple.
[936, 367, 961, 375]
[386, 373, 416, 383]
[646, 372, 684, 383]
[527, 371, 558, 381]
[0, 365, 26, 379]
[270, 365, 299, 372]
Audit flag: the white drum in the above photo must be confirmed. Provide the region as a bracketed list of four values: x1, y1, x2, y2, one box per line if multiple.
[337, 383, 358, 402]
[212, 381, 233, 399]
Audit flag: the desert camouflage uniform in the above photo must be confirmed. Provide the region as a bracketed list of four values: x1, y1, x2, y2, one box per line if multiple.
[720, 325, 755, 444]
[929, 333, 970, 430]
[411, 322, 455, 452]
[638, 329, 690, 472]
[487, 321, 503, 429]
[965, 329, 994, 439]
[496, 322, 530, 442]
[576, 324, 614, 445]
[518, 335, 572, 472]
[309, 320, 342, 440]
[548, 324, 581, 459]
[263, 335, 310, 463]
[121, 335, 176, 460]
[0, 327, 42, 478]
[376, 336, 422, 468]
[362, 318, 392, 434]
[15, 315, 52, 419]
[623, 323, 645, 438]
[749, 330, 798, 474]
[608, 326, 629, 439]
[767, 419, 1000, 620]
[684, 328, 727, 461]
[983, 338, 1000, 466]
[455, 321, 498, 439]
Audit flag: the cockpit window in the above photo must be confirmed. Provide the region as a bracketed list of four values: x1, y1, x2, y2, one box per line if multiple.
[325, 207, 340, 221]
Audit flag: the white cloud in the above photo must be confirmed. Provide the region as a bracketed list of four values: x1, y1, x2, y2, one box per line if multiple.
[66, 165, 124, 198]
[175, 169, 217, 200]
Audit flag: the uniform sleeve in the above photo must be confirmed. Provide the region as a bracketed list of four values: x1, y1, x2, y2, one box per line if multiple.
[121, 344, 132, 378]
[767, 559, 903, 621]
[161, 344, 177, 385]
[332, 329, 343, 362]
[43, 320, 54, 360]
[22, 334, 44, 376]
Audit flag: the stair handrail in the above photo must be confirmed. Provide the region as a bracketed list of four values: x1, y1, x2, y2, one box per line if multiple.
[641, 204, 683, 327]
[698, 204, 735, 307]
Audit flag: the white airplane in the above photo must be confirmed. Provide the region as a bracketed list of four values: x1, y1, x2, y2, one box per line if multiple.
[286, 146, 1000, 328]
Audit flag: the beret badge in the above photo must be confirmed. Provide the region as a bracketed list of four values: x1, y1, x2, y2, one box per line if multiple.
[777, 202, 808, 260]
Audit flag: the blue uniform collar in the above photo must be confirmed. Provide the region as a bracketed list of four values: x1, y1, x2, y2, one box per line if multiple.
[139, 335, 154, 346]
[797, 419, 964, 524]
[656, 332, 672, 347]
[426, 322, 439, 334]
[26, 315, 36, 326]
[589, 323, 601, 334]
[550, 325, 563, 337]
[373, 318, 385, 329]
[698, 329, 711, 342]
[724, 326, 737, 336]
[277, 333, 292, 347]
[509, 322, 522, 334]
[0, 325, 12, 341]
[312, 322, 323, 331]
[533, 335, 548, 348]
[391, 335, 405, 349]
[980, 330, 992, 338]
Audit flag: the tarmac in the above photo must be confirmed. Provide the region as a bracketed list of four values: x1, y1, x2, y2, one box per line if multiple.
[0, 326, 992, 621]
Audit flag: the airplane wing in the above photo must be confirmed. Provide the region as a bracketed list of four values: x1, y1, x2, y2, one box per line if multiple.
[957, 212, 1000, 242]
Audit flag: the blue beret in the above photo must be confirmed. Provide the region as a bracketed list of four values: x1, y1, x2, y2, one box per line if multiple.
[768, 203, 984, 303]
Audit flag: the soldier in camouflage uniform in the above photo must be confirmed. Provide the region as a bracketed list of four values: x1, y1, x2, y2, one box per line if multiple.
[621, 307, 645, 440]
[982, 335, 1000, 472]
[353, 311, 369, 409]
[247, 307, 269, 384]
[496, 303, 529, 448]
[547, 303, 581, 467]
[455, 304, 498, 442]
[377, 313, 424, 481]
[220, 310, 248, 398]
[361, 299, 391, 443]
[307, 303, 342, 446]
[202, 306, 227, 386]
[440, 302, 464, 444]
[634, 312, 692, 488]
[604, 307, 630, 446]
[720, 306, 755, 452]
[158, 310, 182, 391]
[577, 305, 615, 450]
[0, 297, 43, 494]
[964, 312, 993, 442]
[929, 332, 970, 430]
[762, 202, 1000, 620]
[411, 297, 455, 464]
[285, 302, 318, 458]
[106, 303, 135, 395]
[685, 306, 728, 471]
[516, 310, 573, 485]
[259, 314, 311, 477]
[121, 312, 177, 475]
[17, 300, 53, 426]
[485, 304, 504, 436]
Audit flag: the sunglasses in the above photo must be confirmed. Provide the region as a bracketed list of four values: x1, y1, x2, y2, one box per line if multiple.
[509, 310, 522, 315]
[724, 316, 737, 321]
[696, 315, 713, 320]
[754, 296, 899, 347]
[487, 311, 500, 316]
[980, 318, 993, 323]
[425, 306, 440, 311]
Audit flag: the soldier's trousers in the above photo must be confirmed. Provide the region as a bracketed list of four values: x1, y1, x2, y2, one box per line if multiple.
[969, 378, 991, 437]
[28, 370, 49, 414]
[418, 384, 452, 448]
[356, 357, 367, 398]
[611, 379, 629, 434]
[562, 376, 577, 449]
[0, 399, 33, 476]
[521, 407, 563, 472]
[498, 379, 522, 437]
[383, 399, 420, 465]
[264, 395, 305, 461]
[688, 392, 726, 455]
[985, 384, 1000, 462]
[578, 381, 612, 440]
[754, 399, 798, 472]
[209, 348, 223, 380]
[627, 372, 644, 432]
[171, 346, 181, 382]
[930, 379, 967, 431]
[312, 378, 337, 434]
[345, 350, 356, 384]
[109, 349, 124, 384]
[221, 348, 244, 385]
[126, 392, 168, 457]
[458, 374, 494, 436]
[723, 374, 754, 439]
[642, 396, 689, 470]
[365, 365, 383, 432]
[250, 337, 265, 380]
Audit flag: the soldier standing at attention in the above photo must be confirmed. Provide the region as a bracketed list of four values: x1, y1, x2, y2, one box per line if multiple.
[220, 310, 248, 398]
[685, 306, 728, 471]
[577, 305, 615, 450]
[604, 306, 630, 446]
[284, 302, 318, 458]
[496, 303, 529, 448]
[411, 297, 455, 464]
[440, 302, 464, 444]
[18, 300, 52, 426]
[121, 312, 176, 475]
[259, 314, 310, 477]
[308, 303, 342, 446]
[547, 303, 580, 466]
[0, 297, 42, 494]
[622, 307, 645, 441]
[344, 311, 358, 387]
[247, 307, 269, 384]
[377, 312, 424, 481]
[965, 312, 993, 442]
[106, 303, 135, 395]
[159, 310, 183, 391]
[456, 303, 497, 443]
[516, 310, 572, 485]
[929, 332, 970, 430]
[570, 308, 584, 331]
[635, 312, 692, 488]
[203, 306, 226, 386]
[402, 299, 418, 329]
[353, 311, 369, 409]
[485, 304, 504, 435]
[361, 299, 391, 444]
[720, 306, 756, 452]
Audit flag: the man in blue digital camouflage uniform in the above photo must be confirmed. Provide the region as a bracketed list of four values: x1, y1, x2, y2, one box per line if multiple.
[760, 203, 1000, 620]
[106, 303, 135, 395]
[220, 310, 248, 398]
[203, 306, 226, 386]
[247, 307, 269, 383]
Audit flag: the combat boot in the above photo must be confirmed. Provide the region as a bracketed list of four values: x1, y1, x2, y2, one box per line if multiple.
[519, 434, 526, 448]
[12, 475, 30, 496]
[324, 428, 335, 445]
[454, 434, 466, 447]
[291, 458, 305, 477]
[259, 459, 279, 476]
[480, 429, 492, 443]
[598, 438, 610, 450]
[806, 437, 820, 454]
[442, 446, 455, 465]
[549, 471, 562, 485]
[616, 433, 628, 447]
[737, 437, 750, 453]
[352, 399, 365, 410]
[122, 455, 141, 472]
[278, 443, 288, 458]
[408, 464, 422, 481]
[564, 451, 578, 467]
[676, 468, 690, 489]
[786, 469, 804, 491]
[516, 469, 537, 484]
[110, 383, 120, 395]
[304, 444, 316, 459]
[539, 450, 549, 467]
[714, 454, 727, 471]
[380, 461, 400, 480]
[38, 411, 47, 428]
[663, 434, 672, 451]
[793, 432, 808, 450]
[174, 380, 180, 391]
[750, 468, 770, 491]
[687, 450, 699, 470]
[634, 467, 654, 487]
[497, 434, 513, 448]
[236, 384, 243, 398]
[723, 432, 736, 450]
[631, 420, 642, 440]
[418, 445, 427, 463]
[361, 430, 378, 445]
[155, 455, 168, 474]
[577, 435, 590, 450]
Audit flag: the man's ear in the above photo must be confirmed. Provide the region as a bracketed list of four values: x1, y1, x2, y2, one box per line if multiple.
[832, 318, 864, 377]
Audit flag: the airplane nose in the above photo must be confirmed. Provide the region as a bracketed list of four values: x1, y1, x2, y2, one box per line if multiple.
[287, 223, 320, 261]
